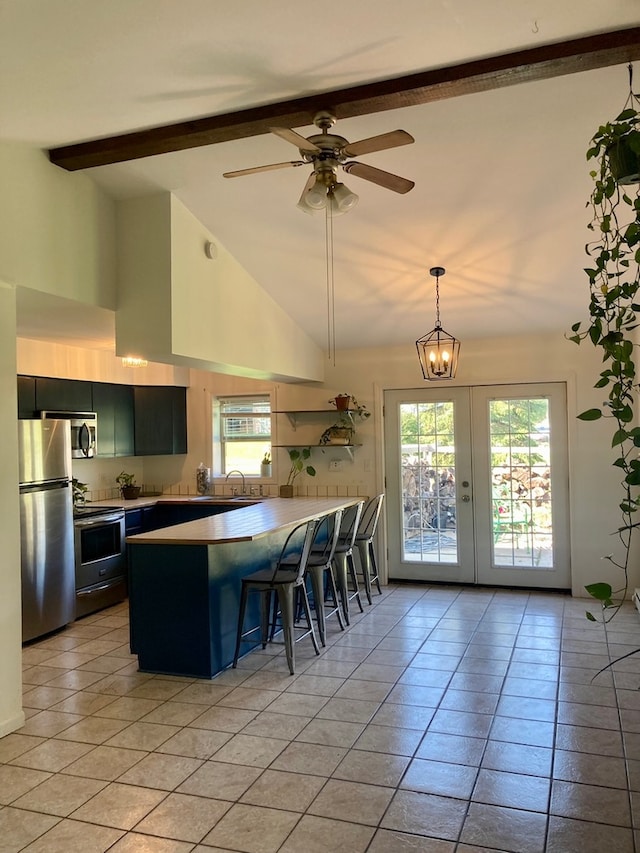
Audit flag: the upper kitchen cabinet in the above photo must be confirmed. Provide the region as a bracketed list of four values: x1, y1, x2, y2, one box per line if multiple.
[35, 377, 93, 413]
[134, 386, 187, 456]
[92, 382, 134, 457]
[17, 376, 36, 418]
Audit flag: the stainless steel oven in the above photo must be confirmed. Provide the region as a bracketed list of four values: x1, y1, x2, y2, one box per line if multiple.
[73, 506, 126, 617]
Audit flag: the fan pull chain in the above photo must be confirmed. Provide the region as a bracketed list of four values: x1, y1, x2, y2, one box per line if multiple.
[325, 204, 336, 366]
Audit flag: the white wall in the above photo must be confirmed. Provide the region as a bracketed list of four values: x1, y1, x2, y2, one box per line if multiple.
[116, 193, 325, 382]
[0, 285, 25, 736]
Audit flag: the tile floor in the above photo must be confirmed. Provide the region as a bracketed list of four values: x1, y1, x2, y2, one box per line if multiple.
[3, 584, 640, 853]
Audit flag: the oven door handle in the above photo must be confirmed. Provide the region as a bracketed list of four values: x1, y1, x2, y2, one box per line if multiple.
[77, 583, 115, 595]
[75, 513, 124, 527]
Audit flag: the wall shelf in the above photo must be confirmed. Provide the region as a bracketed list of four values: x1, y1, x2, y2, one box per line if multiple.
[273, 409, 356, 429]
[273, 443, 361, 460]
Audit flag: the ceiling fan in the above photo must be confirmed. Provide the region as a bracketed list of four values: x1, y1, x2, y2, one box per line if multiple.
[223, 110, 415, 213]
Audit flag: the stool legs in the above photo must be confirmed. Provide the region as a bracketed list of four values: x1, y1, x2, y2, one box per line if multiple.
[333, 552, 364, 625]
[306, 565, 345, 646]
[356, 540, 382, 605]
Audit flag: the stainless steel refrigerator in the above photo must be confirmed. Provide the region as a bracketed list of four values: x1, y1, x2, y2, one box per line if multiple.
[19, 419, 75, 642]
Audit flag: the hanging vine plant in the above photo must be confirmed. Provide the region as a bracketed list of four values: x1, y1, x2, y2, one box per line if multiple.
[568, 65, 640, 624]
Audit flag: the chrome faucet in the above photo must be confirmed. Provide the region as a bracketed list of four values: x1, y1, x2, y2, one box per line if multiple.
[225, 469, 246, 495]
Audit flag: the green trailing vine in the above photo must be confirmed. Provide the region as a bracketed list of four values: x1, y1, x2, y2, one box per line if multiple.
[568, 69, 640, 623]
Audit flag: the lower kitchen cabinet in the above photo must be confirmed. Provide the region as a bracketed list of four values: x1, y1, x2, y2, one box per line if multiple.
[134, 386, 187, 456]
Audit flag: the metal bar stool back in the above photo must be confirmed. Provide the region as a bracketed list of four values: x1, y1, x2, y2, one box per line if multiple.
[233, 518, 320, 675]
[333, 500, 365, 625]
[355, 493, 385, 604]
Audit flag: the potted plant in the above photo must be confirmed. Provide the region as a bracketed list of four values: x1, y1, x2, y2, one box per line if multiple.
[568, 73, 640, 658]
[322, 394, 371, 445]
[329, 394, 371, 420]
[280, 448, 316, 498]
[71, 478, 88, 507]
[116, 471, 141, 500]
[260, 452, 272, 478]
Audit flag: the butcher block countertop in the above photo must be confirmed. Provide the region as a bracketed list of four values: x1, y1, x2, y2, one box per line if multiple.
[125, 496, 361, 546]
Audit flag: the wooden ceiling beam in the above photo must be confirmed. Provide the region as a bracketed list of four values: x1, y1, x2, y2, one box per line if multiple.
[49, 27, 640, 171]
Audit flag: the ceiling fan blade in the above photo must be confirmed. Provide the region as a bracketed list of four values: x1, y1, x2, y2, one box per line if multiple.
[270, 127, 321, 154]
[223, 160, 305, 178]
[342, 129, 414, 158]
[343, 161, 414, 193]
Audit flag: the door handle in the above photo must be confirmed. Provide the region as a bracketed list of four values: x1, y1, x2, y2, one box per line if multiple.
[461, 494, 471, 502]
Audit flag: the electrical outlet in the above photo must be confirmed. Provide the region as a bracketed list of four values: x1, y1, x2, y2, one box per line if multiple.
[329, 460, 343, 472]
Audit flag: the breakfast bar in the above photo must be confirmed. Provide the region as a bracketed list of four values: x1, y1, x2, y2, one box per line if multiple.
[126, 496, 360, 678]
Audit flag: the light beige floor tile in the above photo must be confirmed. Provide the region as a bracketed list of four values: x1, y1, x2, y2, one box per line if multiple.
[202, 802, 300, 853]
[156, 727, 232, 759]
[169, 681, 233, 704]
[333, 749, 410, 786]
[134, 791, 231, 842]
[0, 764, 52, 804]
[50, 692, 118, 716]
[241, 710, 312, 741]
[264, 692, 329, 717]
[381, 789, 467, 840]
[308, 778, 394, 825]
[0, 806, 60, 850]
[107, 831, 195, 852]
[278, 814, 375, 853]
[550, 779, 632, 826]
[105, 721, 180, 751]
[9, 737, 94, 771]
[216, 686, 280, 711]
[553, 748, 628, 788]
[70, 781, 167, 829]
[353, 723, 422, 756]
[546, 815, 635, 853]
[118, 752, 203, 790]
[370, 702, 435, 730]
[43, 669, 106, 690]
[239, 669, 300, 692]
[316, 696, 380, 723]
[19, 817, 124, 852]
[22, 685, 77, 709]
[472, 768, 550, 812]
[19, 710, 83, 737]
[285, 674, 345, 696]
[140, 701, 208, 727]
[368, 828, 454, 852]
[93, 696, 163, 720]
[334, 678, 392, 702]
[212, 733, 288, 767]
[295, 718, 364, 748]
[23, 665, 77, 686]
[0, 733, 46, 762]
[241, 768, 325, 811]
[188, 705, 258, 733]
[127, 681, 187, 700]
[177, 760, 262, 800]
[63, 744, 147, 781]
[460, 801, 548, 853]
[12, 773, 108, 816]
[56, 716, 132, 744]
[270, 741, 347, 776]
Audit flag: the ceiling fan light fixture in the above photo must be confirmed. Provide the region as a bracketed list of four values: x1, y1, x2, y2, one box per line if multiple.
[331, 182, 359, 213]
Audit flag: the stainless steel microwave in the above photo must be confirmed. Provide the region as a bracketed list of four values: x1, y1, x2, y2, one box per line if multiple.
[40, 411, 97, 458]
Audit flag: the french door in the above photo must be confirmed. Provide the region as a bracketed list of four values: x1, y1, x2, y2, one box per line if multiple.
[384, 384, 570, 589]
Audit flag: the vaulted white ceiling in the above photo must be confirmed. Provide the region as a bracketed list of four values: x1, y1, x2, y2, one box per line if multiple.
[4, 1, 640, 352]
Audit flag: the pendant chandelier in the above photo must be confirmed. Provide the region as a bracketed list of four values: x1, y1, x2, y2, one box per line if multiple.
[416, 266, 460, 380]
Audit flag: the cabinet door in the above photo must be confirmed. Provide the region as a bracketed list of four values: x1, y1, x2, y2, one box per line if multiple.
[134, 386, 187, 456]
[35, 377, 93, 412]
[93, 383, 135, 458]
[17, 376, 36, 418]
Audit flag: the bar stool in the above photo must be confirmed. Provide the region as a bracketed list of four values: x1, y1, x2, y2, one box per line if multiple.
[305, 509, 346, 646]
[355, 493, 385, 604]
[232, 519, 320, 676]
[333, 501, 365, 625]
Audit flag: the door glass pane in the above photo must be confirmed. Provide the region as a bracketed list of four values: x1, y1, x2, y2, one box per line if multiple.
[400, 401, 457, 563]
[489, 398, 553, 568]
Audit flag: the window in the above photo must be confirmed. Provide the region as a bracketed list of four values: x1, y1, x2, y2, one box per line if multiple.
[216, 396, 271, 476]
